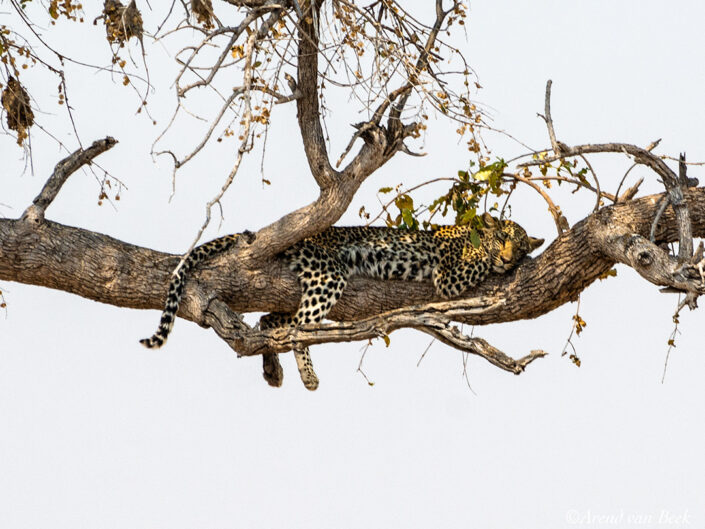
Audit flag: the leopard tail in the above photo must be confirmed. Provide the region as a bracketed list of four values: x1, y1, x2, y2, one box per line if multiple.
[140, 234, 240, 348]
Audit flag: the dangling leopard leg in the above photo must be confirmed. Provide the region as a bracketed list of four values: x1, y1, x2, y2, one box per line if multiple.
[293, 348, 318, 391]
[289, 265, 349, 391]
[258, 312, 319, 391]
[258, 313, 289, 388]
[262, 353, 284, 388]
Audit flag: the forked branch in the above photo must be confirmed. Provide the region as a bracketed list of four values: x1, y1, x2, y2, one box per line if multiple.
[523, 80, 697, 268]
[204, 298, 547, 374]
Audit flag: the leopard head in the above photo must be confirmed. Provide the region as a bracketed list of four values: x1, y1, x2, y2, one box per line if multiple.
[481, 213, 544, 273]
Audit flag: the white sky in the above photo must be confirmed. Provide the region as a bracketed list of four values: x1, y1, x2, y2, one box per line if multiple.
[1, 1, 705, 528]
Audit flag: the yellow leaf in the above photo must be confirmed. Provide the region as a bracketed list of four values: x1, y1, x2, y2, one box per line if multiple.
[472, 169, 492, 181]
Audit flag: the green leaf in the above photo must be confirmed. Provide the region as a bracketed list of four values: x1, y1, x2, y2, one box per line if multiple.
[395, 194, 413, 210]
[378, 186, 394, 194]
[458, 208, 476, 225]
[402, 208, 415, 228]
[470, 229, 481, 248]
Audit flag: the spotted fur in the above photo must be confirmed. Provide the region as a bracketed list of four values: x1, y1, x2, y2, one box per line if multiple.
[139, 234, 241, 349]
[141, 214, 543, 391]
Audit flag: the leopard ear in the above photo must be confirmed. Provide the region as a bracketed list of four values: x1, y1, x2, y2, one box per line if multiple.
[481, 212, 498, 229]
[529, 236, 544, 251]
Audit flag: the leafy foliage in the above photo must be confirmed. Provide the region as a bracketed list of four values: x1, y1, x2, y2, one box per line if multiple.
[378, 158, 510, 240]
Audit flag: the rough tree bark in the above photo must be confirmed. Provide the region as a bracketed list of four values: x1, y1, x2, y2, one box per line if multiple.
[2, 136, 705, 375]
[2, 1, 704, 384]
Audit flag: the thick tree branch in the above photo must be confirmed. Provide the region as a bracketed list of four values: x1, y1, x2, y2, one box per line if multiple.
[523, 141, 696, 265]
[245, 179, 366, 262]
[295, 0, 335, 188]
[22, 137, 117, 223]
[599, 230, 704, 295]
[244, 2, 354, 262]
[4, 185, 705, 369]
[218, 2, 462, 266]
[210, 189, 705, 358]
[335, 1, 456, 174]
[204, 298, 547, 373]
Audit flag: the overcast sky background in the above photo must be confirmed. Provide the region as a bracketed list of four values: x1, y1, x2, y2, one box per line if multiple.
[1, 1, 705, 528]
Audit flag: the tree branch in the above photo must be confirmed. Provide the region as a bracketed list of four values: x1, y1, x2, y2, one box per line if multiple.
[527, 81, 697, 264]
[4, 185, 705, 372]
[22, 137, 117, 223]
[334, 1, 456, 175]
[204, 298, 548, 374]
[295, 0, 336, 188]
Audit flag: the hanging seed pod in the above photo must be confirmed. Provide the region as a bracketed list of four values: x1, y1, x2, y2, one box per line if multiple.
[103, 0, 143, 46]
[191, 0, 214, 29]
[1, 76, 34, 146]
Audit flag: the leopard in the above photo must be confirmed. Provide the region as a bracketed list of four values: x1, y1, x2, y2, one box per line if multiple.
[140, 212, 543, 391]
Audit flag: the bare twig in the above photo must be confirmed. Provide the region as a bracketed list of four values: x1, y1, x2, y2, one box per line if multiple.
[417, 337, 435, 367]
[171, 87, 243, 170]
[175, 30, 258, 273]
[357, 341, 375, 386]
[578, 154, 601, 212]
[615, 138, 660, 201]
[650, 195, 670, 243]
[618, 177, 644, 202]
[523, 83, 694, 265]
[505, 172, 567, 235]
[662, 295, 682, 384]
[176, 13, 266, 96]
[561, 296, 583, 365]
[538, 79, 566, 156]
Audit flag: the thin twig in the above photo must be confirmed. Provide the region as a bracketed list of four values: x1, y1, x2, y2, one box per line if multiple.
[650, 195, 670, 243]
[417, 337, 435, 367]
[504, 172, 566, 235]
[615, 138, 660, 201]
[661, 295, 682, 384]
[540, 79, 563, 155]
[357, 341, 375, 386]
[174, 31, 258, 271]
[578, 154, 601, 212]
